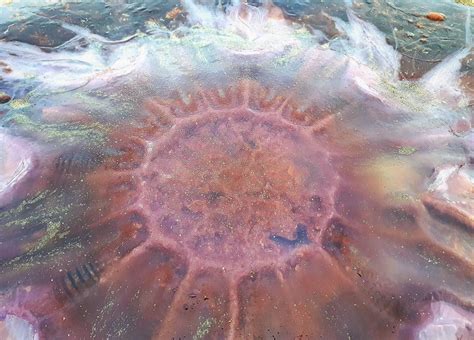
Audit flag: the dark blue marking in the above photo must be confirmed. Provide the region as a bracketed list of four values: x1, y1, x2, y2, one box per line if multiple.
[75, 267, 86, 283]
[66, 271, 79, 290]
[55, 150, 102, 174]
[82, 263, 96, 281]
[85, 262, 99, 279]
[270, 223, 310, 248]
[62, 263, 100, 298]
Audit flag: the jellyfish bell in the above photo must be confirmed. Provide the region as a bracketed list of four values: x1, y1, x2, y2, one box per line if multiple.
[100, 79, 344, 272]
[0, 0, 473, 339]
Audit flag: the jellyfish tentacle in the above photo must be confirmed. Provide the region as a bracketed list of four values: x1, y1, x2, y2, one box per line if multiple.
[155, 268, 231, 339]
[39, 245, 188, 338]
[0, 131, 51, 209]
[422, 164, 474, 230]
[320, 211, 474, 326]
[233, 251, 398, 338]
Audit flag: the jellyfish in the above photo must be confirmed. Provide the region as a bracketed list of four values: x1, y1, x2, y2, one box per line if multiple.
[0, 0, 472, 339]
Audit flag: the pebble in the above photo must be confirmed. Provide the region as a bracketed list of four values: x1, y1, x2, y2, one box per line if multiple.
[0, 92, 11, 104]
[165, 7, 182, 20]
[426, 12, 446, 22]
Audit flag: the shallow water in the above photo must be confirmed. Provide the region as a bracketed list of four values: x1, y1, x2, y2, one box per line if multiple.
[0, 1, 473, 339]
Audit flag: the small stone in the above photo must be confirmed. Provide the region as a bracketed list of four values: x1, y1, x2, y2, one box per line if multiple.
[0, 92, 11, 104]
[165, 7, 182, 20]
[426, 12, 446, 22]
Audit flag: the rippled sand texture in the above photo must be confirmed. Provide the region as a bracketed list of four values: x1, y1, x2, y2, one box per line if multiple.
[0, 1, 472, 339]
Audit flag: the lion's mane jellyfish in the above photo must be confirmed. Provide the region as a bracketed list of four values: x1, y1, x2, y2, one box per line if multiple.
[0, 1, 473, 339]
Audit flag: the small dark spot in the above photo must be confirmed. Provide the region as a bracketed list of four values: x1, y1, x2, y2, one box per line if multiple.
[183, 303, 189, 311]
[247, 140, 257, 149]
[0, 93, 11, 104]
[189, 293, 197, 299]
[203, 296, 209, 301]
[249, 271, 257, 282]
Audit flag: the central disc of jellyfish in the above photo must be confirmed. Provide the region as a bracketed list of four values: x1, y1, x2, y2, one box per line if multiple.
[132, 81, 338, 269]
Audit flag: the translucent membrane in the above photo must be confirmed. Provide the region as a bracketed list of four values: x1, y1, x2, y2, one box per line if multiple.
[0, 1, 472, 339]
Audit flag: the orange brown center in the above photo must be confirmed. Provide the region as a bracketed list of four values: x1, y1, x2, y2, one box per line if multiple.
[142, 107, 337, 266]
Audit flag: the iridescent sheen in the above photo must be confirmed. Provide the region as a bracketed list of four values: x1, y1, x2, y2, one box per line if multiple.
[0, 1, 472, 339]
